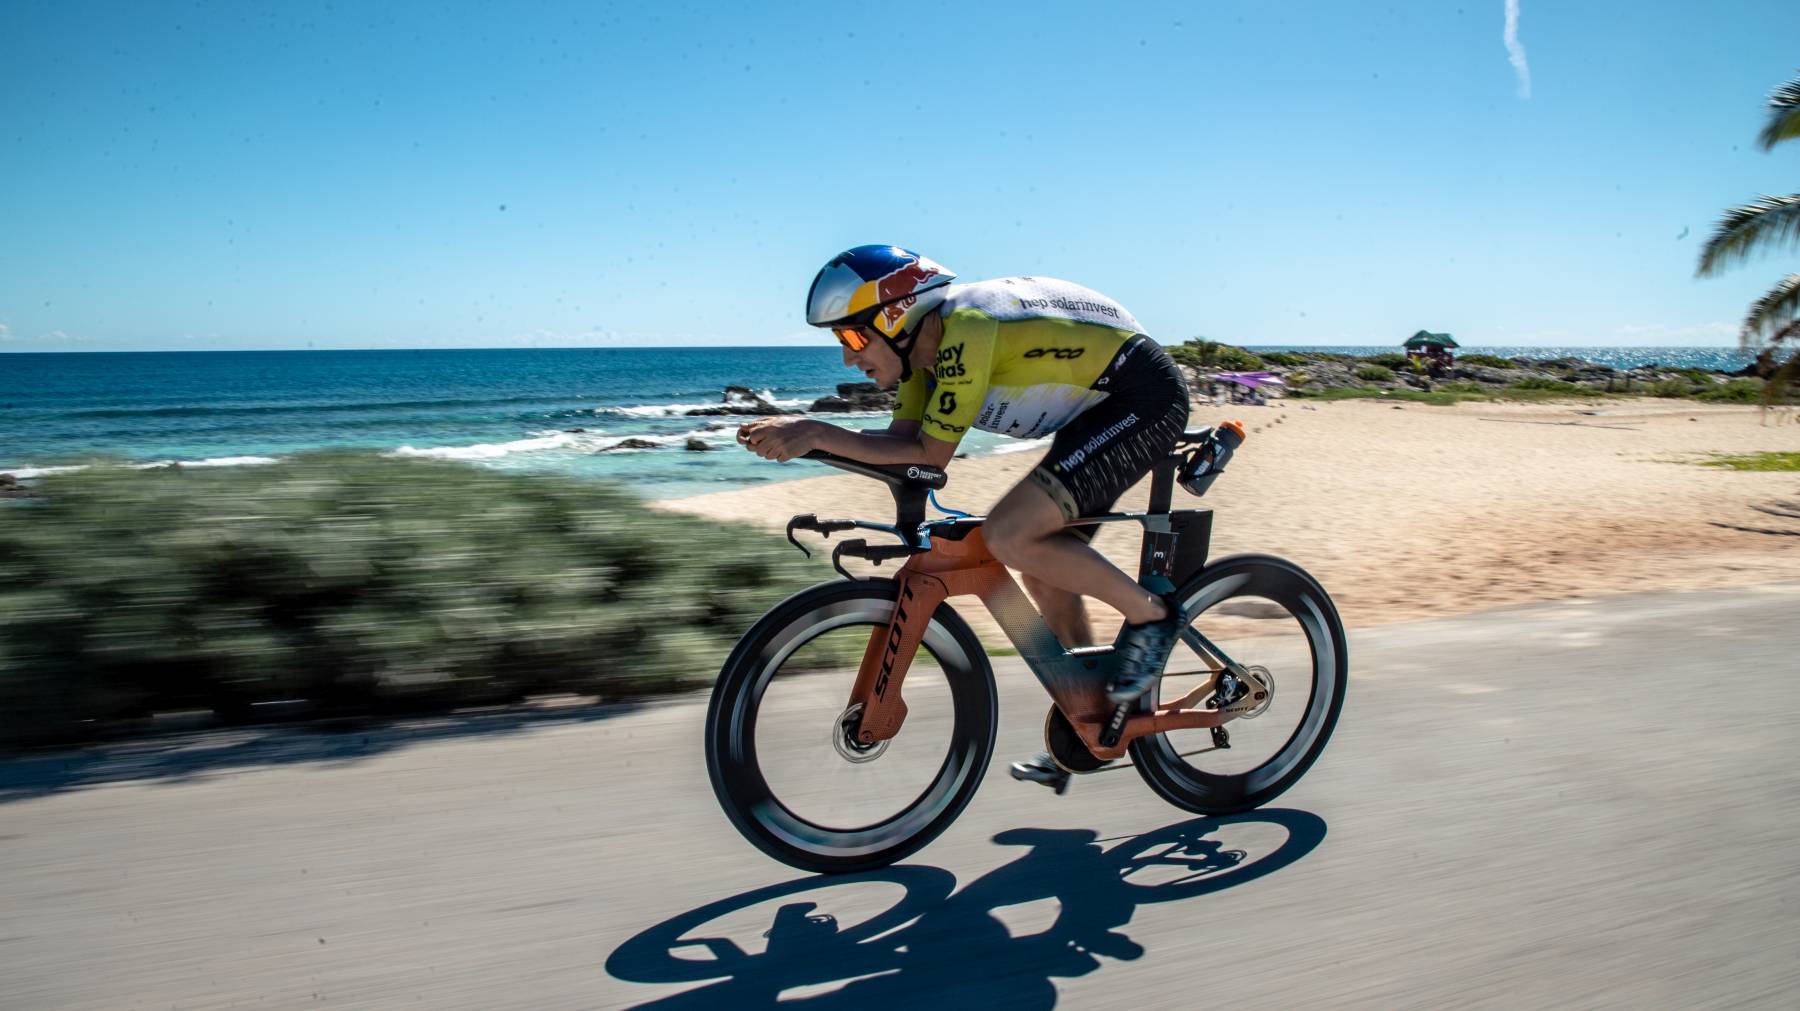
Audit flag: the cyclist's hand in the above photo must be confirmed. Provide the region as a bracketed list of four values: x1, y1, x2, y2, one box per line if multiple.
[736, 418, 820, 463]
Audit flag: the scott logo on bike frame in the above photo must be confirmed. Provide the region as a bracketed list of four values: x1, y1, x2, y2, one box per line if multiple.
[874, 581, 916, 699]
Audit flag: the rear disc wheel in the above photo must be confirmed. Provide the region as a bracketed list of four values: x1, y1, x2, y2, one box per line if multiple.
[1130, 554, 1347, 815]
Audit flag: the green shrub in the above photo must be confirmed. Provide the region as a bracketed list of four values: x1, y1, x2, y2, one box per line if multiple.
[1506, 377, 1585, 394]
[1258, 351, 1309, 367]
[1701, 451, 1800, 471]
[0, 454, 836, 747]
[1459, 353, 1515, 369]
[1367, 353, 1409, 370]
[1286, 371, 1310, 388]
[1215, 345, 1264, 370]
[1356, 365, 1396, 382]
[1166, 339, 1263, 371]
[1694, 378, 1764, 403]
[1649, 378, 1699, 398]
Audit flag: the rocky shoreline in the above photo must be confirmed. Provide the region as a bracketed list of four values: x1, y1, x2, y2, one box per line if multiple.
[677, 382, 897, 417]
[676, 348, 1775, 422]
[1181, 346, 1776, 403]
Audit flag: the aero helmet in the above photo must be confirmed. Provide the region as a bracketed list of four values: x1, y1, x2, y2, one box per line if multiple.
[806, 245, 955, 341]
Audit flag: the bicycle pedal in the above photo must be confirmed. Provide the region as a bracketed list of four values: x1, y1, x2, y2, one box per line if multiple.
[1009, 757, 1071, 795]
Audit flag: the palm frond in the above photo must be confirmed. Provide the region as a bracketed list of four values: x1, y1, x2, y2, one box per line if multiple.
[1757, 74, 1800, 151]
[1696, 195, 1800, 277]
[1740, 274, 1800, 342]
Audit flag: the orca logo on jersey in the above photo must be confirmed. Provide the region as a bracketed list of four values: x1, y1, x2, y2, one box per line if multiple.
[938, 391, 957, 415]
[1025, 347, 1086, 360]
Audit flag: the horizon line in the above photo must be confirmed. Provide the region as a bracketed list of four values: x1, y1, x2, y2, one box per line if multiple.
[0, 341, 1752, 355]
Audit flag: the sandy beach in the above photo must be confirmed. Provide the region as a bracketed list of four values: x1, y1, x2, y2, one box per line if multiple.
[661, 398, 1800, 643]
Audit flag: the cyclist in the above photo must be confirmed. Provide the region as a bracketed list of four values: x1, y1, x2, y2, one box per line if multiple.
[738, 245, 1191, 784]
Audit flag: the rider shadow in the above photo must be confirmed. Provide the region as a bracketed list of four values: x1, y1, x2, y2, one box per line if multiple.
[606, 808, 1327, 1009]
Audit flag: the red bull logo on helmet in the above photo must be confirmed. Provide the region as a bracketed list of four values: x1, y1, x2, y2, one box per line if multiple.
[874, 261, 939, 334]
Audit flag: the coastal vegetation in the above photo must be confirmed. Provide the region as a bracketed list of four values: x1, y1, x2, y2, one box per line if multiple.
[0, 454, 833, 748]
[1167, 338, 1264, 372]
[1173, 341, 1788, 406]
[1702, 451, 1800, 472]
[1697, 70, 1800, 401]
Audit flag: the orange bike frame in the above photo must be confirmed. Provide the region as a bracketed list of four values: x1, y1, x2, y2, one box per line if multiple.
[842, 521, 1236, 763]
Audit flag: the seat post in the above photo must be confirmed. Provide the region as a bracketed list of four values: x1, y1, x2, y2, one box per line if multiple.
[1147, 455, 1177, 515]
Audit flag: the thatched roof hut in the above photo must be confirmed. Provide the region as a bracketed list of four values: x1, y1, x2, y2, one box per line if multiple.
[1403, 330, 1459, 351]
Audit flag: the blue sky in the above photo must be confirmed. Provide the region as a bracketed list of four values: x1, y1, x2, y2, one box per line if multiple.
[2, 0, 1795, 352]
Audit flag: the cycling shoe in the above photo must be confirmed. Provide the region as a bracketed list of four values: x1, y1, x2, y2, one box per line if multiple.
[1009, 752, 1071, 794]
[1105, 597, 1185, 704]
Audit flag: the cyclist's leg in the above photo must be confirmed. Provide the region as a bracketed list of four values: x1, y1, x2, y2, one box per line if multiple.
[983, 340, 1190, 627]
[1022, 570, 1093, 647]
[985, 481, 1166, 625]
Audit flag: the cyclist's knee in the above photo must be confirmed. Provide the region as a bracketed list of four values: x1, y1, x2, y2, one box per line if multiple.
[986, 488, 1065, 566]
[984, 516, 1031, 566]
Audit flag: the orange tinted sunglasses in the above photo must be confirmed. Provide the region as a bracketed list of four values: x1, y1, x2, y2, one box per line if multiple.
[832, 327, 872, 352]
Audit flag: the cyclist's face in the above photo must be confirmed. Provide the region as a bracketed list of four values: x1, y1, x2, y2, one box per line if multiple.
[840, 328, 902, 388]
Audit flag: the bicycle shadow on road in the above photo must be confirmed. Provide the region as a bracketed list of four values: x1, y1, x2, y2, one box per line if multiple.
[606, 808, 1326, 1009]
[0, 700, 647, 804]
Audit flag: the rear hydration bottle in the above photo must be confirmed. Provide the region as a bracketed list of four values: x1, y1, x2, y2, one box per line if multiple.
[1177, 420, 1246, 497]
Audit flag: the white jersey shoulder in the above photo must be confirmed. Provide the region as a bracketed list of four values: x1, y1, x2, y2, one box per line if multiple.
[938, 277, 1147, 335]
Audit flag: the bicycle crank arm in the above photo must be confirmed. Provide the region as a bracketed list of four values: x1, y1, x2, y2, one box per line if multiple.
[1078, 705, 1244, 762]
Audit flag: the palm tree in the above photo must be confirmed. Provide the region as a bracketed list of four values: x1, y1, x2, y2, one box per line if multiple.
[1697, 71, 1800, 400]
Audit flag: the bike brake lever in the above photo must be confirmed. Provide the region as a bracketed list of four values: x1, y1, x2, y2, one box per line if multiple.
[785, 514, 816, 558]
[788, 515, 863, 559]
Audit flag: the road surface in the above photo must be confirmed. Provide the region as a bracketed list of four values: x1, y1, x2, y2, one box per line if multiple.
[2, 583, 1797, 1008]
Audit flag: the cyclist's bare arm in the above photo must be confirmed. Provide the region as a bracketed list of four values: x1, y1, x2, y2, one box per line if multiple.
[739, 416, 955, 469]
[809, 420, 956, 469]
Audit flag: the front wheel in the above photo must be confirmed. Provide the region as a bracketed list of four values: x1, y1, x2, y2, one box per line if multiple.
[1131, 554, 1348, 815]
[705, 579, 998, 874]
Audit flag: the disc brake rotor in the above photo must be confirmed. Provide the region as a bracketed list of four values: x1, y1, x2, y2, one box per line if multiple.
[1238, 665, 1274, 719]
[831, 703, 889, 763]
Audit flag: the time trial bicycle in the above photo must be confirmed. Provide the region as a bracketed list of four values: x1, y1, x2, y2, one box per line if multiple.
[705, 422, 1347, 874]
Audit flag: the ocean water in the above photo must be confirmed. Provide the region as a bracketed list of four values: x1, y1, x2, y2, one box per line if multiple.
[0, 347, 1032, 498]
[0, 345, 1755, 497]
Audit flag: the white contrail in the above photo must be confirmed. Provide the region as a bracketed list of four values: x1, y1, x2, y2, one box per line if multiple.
[1504, 0, 1532, 99]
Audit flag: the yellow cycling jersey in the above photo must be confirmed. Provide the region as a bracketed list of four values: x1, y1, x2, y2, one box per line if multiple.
[893, 277, 1149, 443]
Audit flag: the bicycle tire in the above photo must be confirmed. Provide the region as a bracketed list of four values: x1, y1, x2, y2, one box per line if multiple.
[1130, 554, 1348, 814]
[705, 578, 998, 874]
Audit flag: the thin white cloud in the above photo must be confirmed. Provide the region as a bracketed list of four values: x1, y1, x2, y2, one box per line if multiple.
[1504, 0, 1532, 99]
[0, 322, 10, 342]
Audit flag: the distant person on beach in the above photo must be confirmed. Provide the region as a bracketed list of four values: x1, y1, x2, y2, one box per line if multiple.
[737, 245, 1191, 786]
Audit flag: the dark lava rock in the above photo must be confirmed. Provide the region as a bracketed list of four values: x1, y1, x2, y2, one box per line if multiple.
[684, 437, 714, 452]
[685, 386, 798, 417]
[599, 438, 659, 452]
[812, 382, 895, 412]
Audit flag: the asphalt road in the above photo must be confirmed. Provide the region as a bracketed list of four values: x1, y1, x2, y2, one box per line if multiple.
[3, 583, 1797, 1009]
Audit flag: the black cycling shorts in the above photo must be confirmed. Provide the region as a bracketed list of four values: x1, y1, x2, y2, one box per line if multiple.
[1026, 336, 1190, 534]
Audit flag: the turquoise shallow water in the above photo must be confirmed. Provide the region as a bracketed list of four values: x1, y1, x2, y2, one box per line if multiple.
[0, 347, 1023, 497]
[0, 345, 1756, 497]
